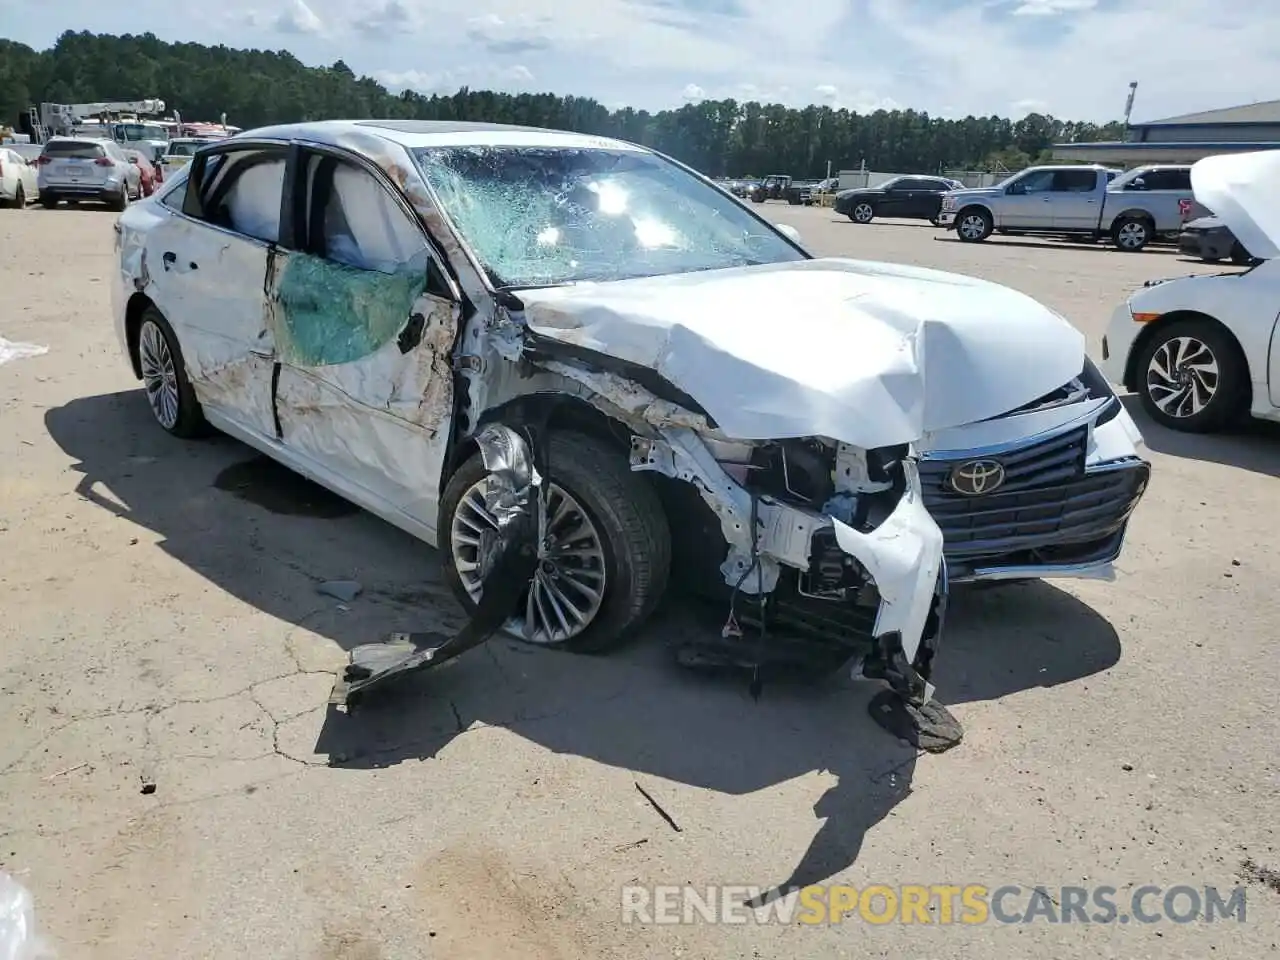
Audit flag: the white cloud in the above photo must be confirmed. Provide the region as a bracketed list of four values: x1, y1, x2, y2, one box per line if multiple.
[274, 0, 322, 33]
[6, 0, 1280, 124]
[1009, 0, 1098, 14]
[681, 83, 706, 103]
[1011, 97, 1050, 117]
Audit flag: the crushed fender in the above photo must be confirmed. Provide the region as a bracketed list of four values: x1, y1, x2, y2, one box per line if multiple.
[330, 423, 542, 710]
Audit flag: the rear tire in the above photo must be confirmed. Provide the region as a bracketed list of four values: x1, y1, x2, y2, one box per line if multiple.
[440, 431, 671, 654]
[10, 183, 25, 208]
[111, 184, 129, 212]
[135, 306, 208, 439]
[40, 193, 57, 209]
[1112, 215, 1152, 252]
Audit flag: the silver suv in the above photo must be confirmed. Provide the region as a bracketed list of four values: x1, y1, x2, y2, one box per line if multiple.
[36, 137, 141, 211]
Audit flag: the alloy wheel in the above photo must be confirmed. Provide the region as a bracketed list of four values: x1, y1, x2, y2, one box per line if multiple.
[853, 203, 874, 223]
[138, 320, 180, 429]
[450, 478, 607, 644]
[1145, 335, 1219, 418]
[1116, 221, 1148, 250]
[958, 214, 987, 240]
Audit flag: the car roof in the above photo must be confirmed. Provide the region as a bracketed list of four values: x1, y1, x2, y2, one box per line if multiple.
[229, 119, 649, 155]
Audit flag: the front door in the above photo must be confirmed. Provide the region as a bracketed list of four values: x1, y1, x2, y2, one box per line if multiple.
[1000, 168, 1056, 228]
[145, 143, 289, 439]
[269, 147, 461, 536]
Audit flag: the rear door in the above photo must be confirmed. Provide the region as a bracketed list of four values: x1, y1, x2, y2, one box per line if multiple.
[269, 144, 462, 533]
[143, 141, 288, 439]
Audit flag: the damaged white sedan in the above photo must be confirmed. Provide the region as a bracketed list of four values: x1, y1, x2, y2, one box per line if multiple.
[112, 121, 1149, 740]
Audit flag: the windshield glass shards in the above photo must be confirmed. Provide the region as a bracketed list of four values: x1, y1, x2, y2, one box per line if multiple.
[412, 145, 805, 288]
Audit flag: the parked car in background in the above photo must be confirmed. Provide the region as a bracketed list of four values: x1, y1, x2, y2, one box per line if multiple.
[1177, 215, 1257, 264]
[785, 179, 818, 205]
[36, 136, 140, 210]
[0, 146, 39, 208]
[124, 149, 159, 197]
[1102, 150, 1279, 433]
[750, 174, 791, 202]
[834, 176, 962, 224]
[938, 164, 1192, 251]
[731, 179, 759, 199]
[158, 137, 217, 183]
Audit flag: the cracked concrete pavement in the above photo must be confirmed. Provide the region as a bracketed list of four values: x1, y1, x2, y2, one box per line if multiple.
[1, 204, 1277, 958]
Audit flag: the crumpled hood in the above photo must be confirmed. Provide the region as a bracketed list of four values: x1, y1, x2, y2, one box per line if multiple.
[515, 258, 1085, 449]
[1191, 151, 1280, 261]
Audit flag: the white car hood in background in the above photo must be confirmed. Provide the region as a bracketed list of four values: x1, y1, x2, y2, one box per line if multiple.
[1191, 151, 1280, 261]
[516, 258, 1084, 449]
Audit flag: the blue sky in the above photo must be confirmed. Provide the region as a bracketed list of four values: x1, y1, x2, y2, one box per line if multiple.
[1, 0, 1276, 122]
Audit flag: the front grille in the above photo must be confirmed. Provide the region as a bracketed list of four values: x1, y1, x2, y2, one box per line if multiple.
[919, 425, 1150, 571]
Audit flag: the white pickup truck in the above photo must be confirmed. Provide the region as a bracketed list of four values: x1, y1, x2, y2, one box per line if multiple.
[937, 164, 1194, 252]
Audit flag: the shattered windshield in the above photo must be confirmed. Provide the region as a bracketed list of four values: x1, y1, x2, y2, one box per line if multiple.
[412, 146, 805, 288]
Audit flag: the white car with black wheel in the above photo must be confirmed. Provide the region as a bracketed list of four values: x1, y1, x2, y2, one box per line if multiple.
[1102, 150, 1280, 433]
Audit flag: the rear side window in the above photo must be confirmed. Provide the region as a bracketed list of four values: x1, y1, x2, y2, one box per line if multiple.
[42, 140, 105, 160]
[1051, 169, 1098, 192]
[1135, 168, 1192, 190]
[182, 148, 287, 243]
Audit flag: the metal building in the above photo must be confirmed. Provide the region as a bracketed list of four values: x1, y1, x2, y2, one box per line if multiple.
[1052, 99, 1280, 165]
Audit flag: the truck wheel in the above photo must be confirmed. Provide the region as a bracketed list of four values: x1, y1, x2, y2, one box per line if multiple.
[955, 207, 992, 242]
[1230, 242, 1254, 265]
[1112, 215, 1152, 252]
[440, 431, 672, 654]
[1134, 318, 1247, 433]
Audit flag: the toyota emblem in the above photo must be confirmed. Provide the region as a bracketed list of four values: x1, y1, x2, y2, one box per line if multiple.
[949, 459, 1006, 496]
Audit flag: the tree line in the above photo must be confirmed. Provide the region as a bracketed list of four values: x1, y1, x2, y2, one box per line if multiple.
[0, 31, 1126, 177]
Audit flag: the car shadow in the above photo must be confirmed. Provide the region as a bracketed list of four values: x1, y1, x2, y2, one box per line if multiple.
[45, 389, 1122, 897]
[932, 235, 1184, 255]
[1122, 395, 1280, 478]
[830, 217, 940, 228]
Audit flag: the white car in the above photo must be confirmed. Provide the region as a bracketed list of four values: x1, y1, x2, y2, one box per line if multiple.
[158, 137, 217, 182]
[0, 146, 38, 207]
[1102, 150, 1280, 433]
[111, 120, 1148, 712]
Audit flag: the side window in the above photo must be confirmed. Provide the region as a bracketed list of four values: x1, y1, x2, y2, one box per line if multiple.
[1015, 170, 1056, 194]
[304, 154, 429, 275]
[1050, 169, 1098, 192]
[185, 149, 287, 243]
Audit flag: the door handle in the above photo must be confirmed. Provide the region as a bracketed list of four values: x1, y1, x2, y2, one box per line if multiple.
[161, 252, 198, 272]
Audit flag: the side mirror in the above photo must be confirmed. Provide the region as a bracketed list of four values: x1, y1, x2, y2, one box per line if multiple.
[775, 223, 802, 243]
[1007, 182, 1025, 195]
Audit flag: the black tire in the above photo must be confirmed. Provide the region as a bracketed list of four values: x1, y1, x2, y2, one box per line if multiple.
[1230, 242, 1254, 265]
[955, 206, 992, 242]
[110, 184, 128, 212]
[850, 201, 875, 224]
[10, 183, 24, 208]
[135, 306, 208, 438]
[752, 196, 765, 204]
[1134, 317, 1247, 433]
[1112, 215, 1152, 252]
[439, 430, 672, 654]
[40, 193, 57, 209]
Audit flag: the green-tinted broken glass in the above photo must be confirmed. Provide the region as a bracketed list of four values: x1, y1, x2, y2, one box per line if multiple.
[272, 253, 427, 367]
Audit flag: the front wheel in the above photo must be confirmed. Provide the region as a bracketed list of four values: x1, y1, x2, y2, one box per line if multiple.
[850, 201, 874, 224]
[440, 431, 671, 653]
[955, 207, 992, 242]
[1135, 318, 1247, 433]
[136, 307, 208, 438]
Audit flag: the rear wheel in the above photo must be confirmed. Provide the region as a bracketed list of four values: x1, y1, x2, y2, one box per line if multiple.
[1112, 215, 1152, 252]
[1135, 318, 1247, 433]
[136, 307, 207, 438]
[441, 431, 671, 654]
[9, 183, 24, 209]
